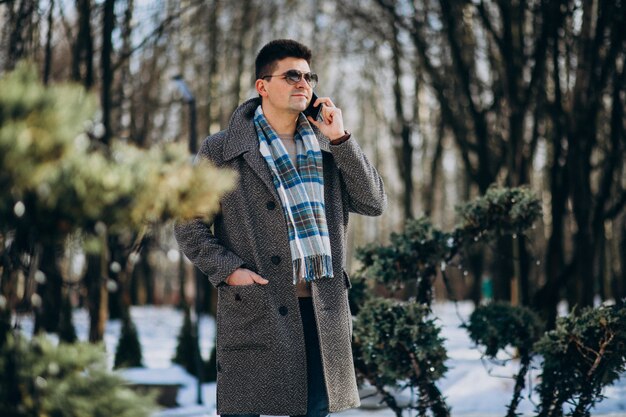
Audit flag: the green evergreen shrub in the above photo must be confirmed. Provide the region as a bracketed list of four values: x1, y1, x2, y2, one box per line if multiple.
[465, 302, 544, 357]
[465, 302, 544, 417]
[357, 187, 542, 305]
[172, 306, 204, 380]
[456, 186, 542, 239]
[114, 311, 143, 369]
[353, 298, 449, 417]
[534, 303, 626, 417]
[0, 332, 156, 417]
[350, 186, 542, 417]
[0, 62, 235, 339]
[356, 217, 455, 297]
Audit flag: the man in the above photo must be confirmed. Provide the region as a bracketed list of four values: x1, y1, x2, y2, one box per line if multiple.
[175, 39, 386, 417]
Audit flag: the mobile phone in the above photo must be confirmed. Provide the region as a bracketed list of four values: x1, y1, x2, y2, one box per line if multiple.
[303, 92, 323, 121]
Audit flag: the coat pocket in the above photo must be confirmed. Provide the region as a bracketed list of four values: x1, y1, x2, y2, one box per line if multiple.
[217, 284, 272, 351]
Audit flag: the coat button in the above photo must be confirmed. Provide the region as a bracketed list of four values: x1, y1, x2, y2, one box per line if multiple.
[271, 255, 281, 265]
[279, 306, 288, 316]
[234, 293, 242, 301]
[266, 201, 276, 210]
[217, 361, 222, 372]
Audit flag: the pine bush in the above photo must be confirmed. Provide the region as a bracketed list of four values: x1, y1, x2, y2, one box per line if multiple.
[0, 332, 156, 417]
[0, 62, 235, 340]
[465, 302, 544, 357]
[353, 298, 449, 417]
[172, 306, 204, 380]
[465, 302, 544, 416]
[114, 311, 143, 369]
[535, 303, 626, 417]
[351, 186, 542, 416]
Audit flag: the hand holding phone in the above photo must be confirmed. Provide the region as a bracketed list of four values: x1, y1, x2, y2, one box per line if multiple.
[304, 95, 346, 141]
[303, 92, 323, 121]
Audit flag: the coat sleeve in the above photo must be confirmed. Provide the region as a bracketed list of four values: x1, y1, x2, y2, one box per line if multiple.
[330, 137, 387, 216]
[174, 217, 245, 288]
[174, 133, 244, 287]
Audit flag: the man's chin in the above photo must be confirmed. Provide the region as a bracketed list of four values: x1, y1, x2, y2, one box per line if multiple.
[290, 106, 307, 115]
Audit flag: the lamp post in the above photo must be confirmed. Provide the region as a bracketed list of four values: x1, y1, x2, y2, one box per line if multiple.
[172, 75, 198, 154]
[172, 75, 202, 405]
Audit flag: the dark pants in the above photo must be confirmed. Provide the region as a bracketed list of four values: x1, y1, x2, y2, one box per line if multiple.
[222, 297, 329, 417]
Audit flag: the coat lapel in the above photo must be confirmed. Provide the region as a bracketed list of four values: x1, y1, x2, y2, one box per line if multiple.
[222, 98, 279, 201]
[242, 147, 280, 201]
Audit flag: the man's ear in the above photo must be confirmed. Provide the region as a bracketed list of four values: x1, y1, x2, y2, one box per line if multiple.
[255, 79, 268, 97]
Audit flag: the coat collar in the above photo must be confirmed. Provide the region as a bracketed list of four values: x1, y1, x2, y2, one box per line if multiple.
[222, 97, 331, 162]
[222, 97, 331, 202]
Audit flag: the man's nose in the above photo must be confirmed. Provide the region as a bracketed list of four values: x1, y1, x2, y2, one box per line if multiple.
[294, 77, 309, 88]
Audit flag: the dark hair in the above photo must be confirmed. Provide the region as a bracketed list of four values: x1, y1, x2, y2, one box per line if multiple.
[255, 39, 312, 80]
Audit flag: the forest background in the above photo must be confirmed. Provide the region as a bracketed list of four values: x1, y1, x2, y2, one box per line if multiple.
[0, 0, 624, 337]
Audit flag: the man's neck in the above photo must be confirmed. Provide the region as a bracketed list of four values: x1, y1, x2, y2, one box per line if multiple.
[261, 102, 298, 135]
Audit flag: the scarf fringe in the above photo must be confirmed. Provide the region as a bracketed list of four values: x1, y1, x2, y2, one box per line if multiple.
[293, 255, 334, 283]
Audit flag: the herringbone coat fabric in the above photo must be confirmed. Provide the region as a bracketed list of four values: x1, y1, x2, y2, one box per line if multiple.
[174, 97, 386, 415]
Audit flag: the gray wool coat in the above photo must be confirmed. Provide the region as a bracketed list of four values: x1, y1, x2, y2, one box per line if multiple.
[174, 97, 386, 415]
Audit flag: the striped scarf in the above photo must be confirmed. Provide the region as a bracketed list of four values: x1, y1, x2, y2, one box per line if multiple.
[254, 105, 334, 283]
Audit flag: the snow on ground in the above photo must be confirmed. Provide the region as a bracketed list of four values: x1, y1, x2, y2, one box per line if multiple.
[13, 301, 626, 417]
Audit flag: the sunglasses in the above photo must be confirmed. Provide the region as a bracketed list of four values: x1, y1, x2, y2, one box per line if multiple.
[261, 69, 318, 88]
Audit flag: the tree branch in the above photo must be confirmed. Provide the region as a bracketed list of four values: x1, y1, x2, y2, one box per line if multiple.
[112, 0, 204, 72]
[405, 5, 482, 182]
[337, 1, 391, 42]
[585, 2, 625, 125]
[438, 0, 494, 188]
[439, 0, 484, 131]
[522, 0, 555, 109]
[605, 191, 626, 220]
[476, 0, 505, 54]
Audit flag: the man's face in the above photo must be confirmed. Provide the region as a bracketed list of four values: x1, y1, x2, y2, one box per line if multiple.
[258, 57, 312, 116]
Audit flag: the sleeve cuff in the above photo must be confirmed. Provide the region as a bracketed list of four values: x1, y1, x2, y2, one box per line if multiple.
[329, 130, 351, 145]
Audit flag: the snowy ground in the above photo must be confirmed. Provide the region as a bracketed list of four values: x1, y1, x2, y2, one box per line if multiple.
[13, 301, 626, 417]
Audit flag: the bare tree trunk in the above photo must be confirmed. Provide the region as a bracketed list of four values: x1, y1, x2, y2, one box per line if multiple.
[107, 236, 126, 320]
[73, 0, 94, 88]
[131, 236, 154, 305]
[85, 245, 109, 343]
[609, 64, 626, 302]
[593, 43, 626, 303]
[43, 0, 54, 84]
[618, 224, 626, 301]
[4, 0, 37, 70]
[566, 0, 625, 309]
[424, 116, 444, 217]
[492, 236, 513, 302]
[436, 0, 493, 193]
[230, 0, 253, 115]
[114, 0, 133, 138]
[568, 130, 596, 309]
[535, 3, 568, 326]
[34, 240, 63, 334]
[206, 0, 220, 134]
[199, 0, 221, 316]
[0, 236, 14, 339]
[388, 6, 413, 221]
[100, 0, 116, 145]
